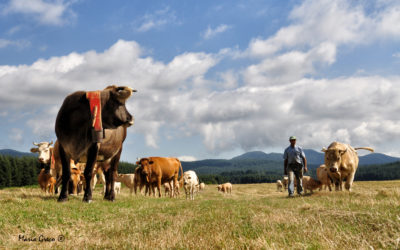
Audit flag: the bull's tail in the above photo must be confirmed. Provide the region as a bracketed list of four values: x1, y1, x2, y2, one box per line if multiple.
[354, 147, 374, 152]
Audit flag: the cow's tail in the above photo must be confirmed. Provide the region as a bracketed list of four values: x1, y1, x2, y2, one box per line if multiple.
[354, 147, 374, 152]
[178, 159, 184, 187]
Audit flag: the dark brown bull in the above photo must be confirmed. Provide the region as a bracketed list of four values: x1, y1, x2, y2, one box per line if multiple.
[55, 85, 135, 202]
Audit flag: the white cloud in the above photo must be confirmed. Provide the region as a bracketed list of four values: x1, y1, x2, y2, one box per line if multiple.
[4, 0, 77, 26]
[134, 7, 178, 32]
[202, 24, 231, 40]
[178, 156, 197, 162]
[9, 128, 23, 144]
[0, 38, 30, 49]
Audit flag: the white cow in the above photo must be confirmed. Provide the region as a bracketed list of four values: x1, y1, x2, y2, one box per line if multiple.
[199, 182, 205, 191]
[114, 182, 121, 194]
[183, 170, 199, 200]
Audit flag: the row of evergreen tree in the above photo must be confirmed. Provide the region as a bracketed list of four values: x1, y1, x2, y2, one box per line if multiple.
[1, 155, 399, 188]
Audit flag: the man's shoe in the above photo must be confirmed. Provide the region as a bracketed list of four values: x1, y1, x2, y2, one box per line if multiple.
[298, 192, 304, 196]
[288, 193, 294, 198]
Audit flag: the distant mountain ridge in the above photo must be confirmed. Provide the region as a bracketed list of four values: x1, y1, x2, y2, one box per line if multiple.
[0, 149, 35, 158]
[230, 149, 400, 166]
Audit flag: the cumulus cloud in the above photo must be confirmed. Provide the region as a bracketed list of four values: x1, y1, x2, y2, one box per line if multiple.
[3, 0, 77, 26]
[202, 24, 231, 40]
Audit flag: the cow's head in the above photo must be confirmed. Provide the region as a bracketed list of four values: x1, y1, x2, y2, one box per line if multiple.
[183, 173, 192, 186]
[137, 158, 154, 183]
[101, 85, 136, 129]
[30, 141, 53, 164]
[217, 184, 222, 191]
[321, 147, 347, 173]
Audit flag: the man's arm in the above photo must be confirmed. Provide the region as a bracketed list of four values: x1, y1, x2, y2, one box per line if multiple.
[303, 157, 308, 173]
[284, 159, 288, 175]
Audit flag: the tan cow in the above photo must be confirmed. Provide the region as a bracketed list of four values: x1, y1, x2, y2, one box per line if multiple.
[322, 142, 374, 191]
[115, 174, 135, 194]
[38, 168, 56, 194]
[137, 157, 183, 198]
[316, 164, 332, 191]
[217, 182, 232, 194]
[302, 176, 323, 194]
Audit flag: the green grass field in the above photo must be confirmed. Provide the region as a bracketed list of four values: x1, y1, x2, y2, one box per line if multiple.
[1, 181, 400, 249]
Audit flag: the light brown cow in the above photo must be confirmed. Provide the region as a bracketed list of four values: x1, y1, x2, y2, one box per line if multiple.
[316, 164, 332, 191]
[322, 142, 374, 191]
[115, 174, 135, 194]
[38, 168, 56, 194]
[217, 182, 232, 194]
[137, 157, 183, 198]
[302, 176, 323, 194]
[69, 167, 82, 195]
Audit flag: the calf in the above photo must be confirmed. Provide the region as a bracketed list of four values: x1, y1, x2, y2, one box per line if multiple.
[276, 180, 283, 192]
[217, 182, 232, 194]
[302, 176, 323, 194]
[316, 164, 332, 191]
[114, 182, 121, 194]
[115, 174, 135, 194]
[38, 168, 56, 194]
[199, 182, 205, 191]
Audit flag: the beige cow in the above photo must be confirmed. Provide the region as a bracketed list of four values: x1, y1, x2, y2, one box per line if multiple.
[217, 182, 232, 194]
[316, 164, 332, 191]
[115, 174, 135, 194]
[302, 176, 323, 194]
[322, 142, 374, 191]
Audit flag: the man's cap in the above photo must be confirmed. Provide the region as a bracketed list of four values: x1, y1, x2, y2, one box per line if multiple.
[289, 136, 296, 140]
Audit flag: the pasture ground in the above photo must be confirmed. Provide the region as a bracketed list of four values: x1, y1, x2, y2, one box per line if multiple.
[0, 181, 399, 249]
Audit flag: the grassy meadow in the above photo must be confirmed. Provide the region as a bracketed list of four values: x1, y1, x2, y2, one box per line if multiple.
[0, 181, 400, 249]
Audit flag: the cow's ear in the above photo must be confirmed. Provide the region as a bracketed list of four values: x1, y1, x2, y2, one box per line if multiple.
[115, 86, 135, 102]
[149, 160, 154, 165]
[321, 147, 327, 152]
[135, 161, 140, 165]
[30, 148, 38, 153]
[340, 149, 347, 155]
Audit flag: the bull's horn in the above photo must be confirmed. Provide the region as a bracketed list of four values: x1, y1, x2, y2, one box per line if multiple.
[321, 147, 327, 152]
[354, 147, 374, 152]
[33, 142, 39, 146]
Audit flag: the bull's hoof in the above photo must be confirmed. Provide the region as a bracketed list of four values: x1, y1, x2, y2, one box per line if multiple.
[82, 197, 92, 203]
[57, 197, 68, 202]
[103, 196, 115, 202]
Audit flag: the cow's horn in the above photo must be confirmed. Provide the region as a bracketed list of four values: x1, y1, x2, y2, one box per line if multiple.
[33, 142, 39, 146]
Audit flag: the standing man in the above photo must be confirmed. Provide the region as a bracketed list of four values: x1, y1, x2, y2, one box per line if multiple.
[283, 136, 307, 197]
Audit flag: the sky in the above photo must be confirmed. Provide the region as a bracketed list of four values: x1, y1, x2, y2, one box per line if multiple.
[0, 0, 400, 162]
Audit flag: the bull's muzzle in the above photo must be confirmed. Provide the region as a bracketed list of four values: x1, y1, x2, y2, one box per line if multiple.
[330, 167, 338, 173]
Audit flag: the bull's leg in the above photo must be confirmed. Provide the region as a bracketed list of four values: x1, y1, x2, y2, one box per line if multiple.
[103, 168, 112, 200]
[345, 173, 355, 192]
[57, 145, 70, 202]
[83, 143, 98, 203]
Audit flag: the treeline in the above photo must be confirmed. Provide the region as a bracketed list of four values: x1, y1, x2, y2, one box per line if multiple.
[0, 155, 41, 188]
[198, 170, 282, 184]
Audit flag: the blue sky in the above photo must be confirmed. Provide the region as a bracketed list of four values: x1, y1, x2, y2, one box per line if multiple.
[1, 0, 400, 162]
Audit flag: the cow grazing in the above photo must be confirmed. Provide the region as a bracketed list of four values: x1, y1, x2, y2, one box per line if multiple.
[217, 183, 232, 194]
[322, 142, 374, 191]
[137, 157, 183, 198]
[182, 170, 199, 200]
[276, 180, 283, 192]
[302, 176, 323, 194]
[38, 168, 56, 194]
[115, 174, 135, 194]
[55, 85, 135, 202]
[199, 182, 205, 191]
[316, 164, 332, 191]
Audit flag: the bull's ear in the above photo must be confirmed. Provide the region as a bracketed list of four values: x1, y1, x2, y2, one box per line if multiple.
[321, 147, 327, 152]
[30, 148, 38, 153]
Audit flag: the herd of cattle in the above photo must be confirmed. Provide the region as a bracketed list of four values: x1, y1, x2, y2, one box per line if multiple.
[30, 86, 374, 202]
